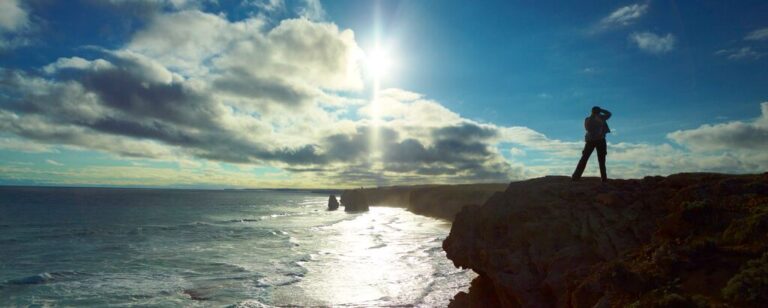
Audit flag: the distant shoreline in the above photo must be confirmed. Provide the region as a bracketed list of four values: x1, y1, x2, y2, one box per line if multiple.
[338, 183, 509, 221]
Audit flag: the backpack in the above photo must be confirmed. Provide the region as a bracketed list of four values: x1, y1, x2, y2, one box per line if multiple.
[585, 116, 609, 141]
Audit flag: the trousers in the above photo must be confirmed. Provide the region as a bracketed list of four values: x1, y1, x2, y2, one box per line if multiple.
[572, 139, 607, 181]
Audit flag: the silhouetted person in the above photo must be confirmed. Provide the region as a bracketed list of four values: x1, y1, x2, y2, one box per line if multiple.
[572, 106, 611, 182]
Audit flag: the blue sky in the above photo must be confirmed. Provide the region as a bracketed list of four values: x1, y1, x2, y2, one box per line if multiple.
[1, 0, 767, 188]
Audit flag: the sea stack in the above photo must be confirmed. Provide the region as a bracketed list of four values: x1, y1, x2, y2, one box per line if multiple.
[340, 189, 369, 212]
[327, 194, 339, 210]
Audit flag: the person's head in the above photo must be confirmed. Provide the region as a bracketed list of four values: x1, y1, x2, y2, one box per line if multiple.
[591, 106, 601, 115]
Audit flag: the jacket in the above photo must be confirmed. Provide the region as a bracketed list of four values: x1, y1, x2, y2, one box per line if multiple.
[584, 112, 611, 141]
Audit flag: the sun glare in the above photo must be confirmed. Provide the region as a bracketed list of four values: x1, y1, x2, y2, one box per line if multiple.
[366, 48, 393, 79]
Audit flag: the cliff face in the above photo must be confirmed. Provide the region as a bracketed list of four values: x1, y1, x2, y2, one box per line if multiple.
[340, 184, 507, 220]
[443, 173, 768, 307]
[340, 189, 369, 212]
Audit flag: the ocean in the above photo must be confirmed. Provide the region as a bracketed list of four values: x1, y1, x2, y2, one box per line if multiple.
[0, 187, 474, 307]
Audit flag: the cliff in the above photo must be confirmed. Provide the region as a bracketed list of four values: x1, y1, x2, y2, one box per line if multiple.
[339, 183, 507, 220]
[340, 189, 369, 212]
[443, 173, 768, 307]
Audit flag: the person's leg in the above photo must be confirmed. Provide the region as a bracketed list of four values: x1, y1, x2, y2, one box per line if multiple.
[596, 139, 607, 182]
[572, 141, 596, 180]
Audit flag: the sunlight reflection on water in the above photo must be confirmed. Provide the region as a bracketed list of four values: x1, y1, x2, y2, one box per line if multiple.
[274, 207, 475, 306]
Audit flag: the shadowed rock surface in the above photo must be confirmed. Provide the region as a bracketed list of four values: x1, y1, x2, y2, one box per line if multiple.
[340, 189, 369, 212]
[339, 183, 507, 220]
[327, 194, 339, 210]
[443, 173, 768, 307]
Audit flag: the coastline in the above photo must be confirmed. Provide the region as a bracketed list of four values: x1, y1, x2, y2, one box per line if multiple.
[338, 183, 508, 221]
[340, 173, 768, 307]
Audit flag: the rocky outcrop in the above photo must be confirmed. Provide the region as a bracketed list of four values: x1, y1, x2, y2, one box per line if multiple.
[340, 189, 369, 212]
[443, 173, 768, 307]
[339, 184, 507, 220]
[327, 194, 339, 211]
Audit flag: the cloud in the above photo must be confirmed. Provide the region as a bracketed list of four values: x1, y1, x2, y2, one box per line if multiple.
[0, 12, 528, 186]
[98, 0, 208, 12]
[296, 0, 326, 21]
[597, 3, 648, 30]
[127, 10, 259, 76]
[745, 28, 768, 41]
[0, 137, 56, 153]
[630, 32, 676, 54]
[45, 159, 63, 166]
[668, 102, 768, 152]
[0, 162, 308, 188]
[43, 57, 116, 74]
[249, 0, 285, 12]
[508, 147, 526, 156]
[127, 12, 362, 89]
[0, 0, 28, 33]
[0, 0, 31, 50]
[2, 7, 764, 187]
[716, 47, 765, 60]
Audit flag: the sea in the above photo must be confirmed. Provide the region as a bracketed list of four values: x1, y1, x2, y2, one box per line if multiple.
[0, 187, 474, 307]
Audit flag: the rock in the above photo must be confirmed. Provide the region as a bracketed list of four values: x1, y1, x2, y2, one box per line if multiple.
[340, 189, 369, 212]
[337, 183, 507, 219]
[443, 173, 768, 307]
[327, 194, 339, 211]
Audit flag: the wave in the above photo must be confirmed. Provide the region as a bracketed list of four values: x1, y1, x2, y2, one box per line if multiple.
[219, 211, 317, 224]
[227, 299, 274, 308]
[224, 218, 262, 223]
[5, 271, 89, 285]
[256, 273, 304, 288]
[368, 243, 387, 249]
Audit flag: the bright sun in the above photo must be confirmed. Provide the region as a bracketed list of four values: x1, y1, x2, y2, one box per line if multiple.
[366, 48, 393, 79]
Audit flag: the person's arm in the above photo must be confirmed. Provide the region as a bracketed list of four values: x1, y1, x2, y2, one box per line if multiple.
[600, 109, 612, 120]
[584, 118, 589, 130]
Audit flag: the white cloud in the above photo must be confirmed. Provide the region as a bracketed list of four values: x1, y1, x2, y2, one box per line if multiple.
[128, 11, 363, 91]
[508, 148, 526, 156]
[668, 102, 768, 152]
[46, 159, 63, 166]
[745, 27, 768, 41]
[296, 0, 326, 21]
[598, 3, 648, 29]
[0, 137, 56, 153]
[249, 0, 285, 12]
[0, 13, 523, 185]
[2, 7, 765, 187]
[716, 47, 765, 60]
[43, 57, 115, 74]
[128, 11, 262, 76]
[713, 27, 768, 62]
[630, 32, 676, 54]
[0, 0, 28, 33]
[105, 0, 207, 10]
[0, 0, 31, 50]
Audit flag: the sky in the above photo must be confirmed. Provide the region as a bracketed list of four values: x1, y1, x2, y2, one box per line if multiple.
[0, 0, 767, 188]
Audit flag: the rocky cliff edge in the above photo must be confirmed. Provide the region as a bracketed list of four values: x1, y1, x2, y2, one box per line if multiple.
[443, 173, 768, 307]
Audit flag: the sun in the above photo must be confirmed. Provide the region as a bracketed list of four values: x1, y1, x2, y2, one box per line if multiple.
[365, 48, 393, 79]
